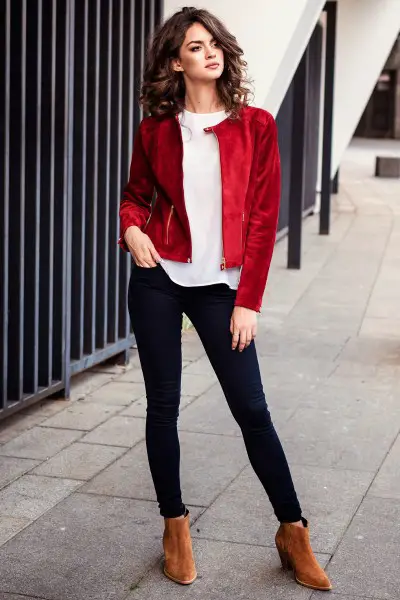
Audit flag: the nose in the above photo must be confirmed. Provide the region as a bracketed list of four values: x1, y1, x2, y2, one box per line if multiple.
[206, 46, 216, 59]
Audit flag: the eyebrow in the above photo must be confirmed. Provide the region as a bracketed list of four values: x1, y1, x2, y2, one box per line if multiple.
[186, 38, 215, 47]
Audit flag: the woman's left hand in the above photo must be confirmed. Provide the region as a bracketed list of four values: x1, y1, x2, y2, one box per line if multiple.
[230, 306, 258, 352]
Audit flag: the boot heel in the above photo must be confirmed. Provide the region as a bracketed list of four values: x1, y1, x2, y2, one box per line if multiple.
[278, 549, 291, 571]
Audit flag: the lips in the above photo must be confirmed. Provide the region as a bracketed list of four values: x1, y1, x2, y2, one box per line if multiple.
[206, 63, 220, 69]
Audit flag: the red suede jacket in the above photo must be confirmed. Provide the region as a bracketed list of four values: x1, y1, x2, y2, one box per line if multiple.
[119, 105, 281, 312]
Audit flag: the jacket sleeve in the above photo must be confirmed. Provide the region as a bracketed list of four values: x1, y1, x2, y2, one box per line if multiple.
[118, 121, 155, 251]
[235, 115, 281, 312]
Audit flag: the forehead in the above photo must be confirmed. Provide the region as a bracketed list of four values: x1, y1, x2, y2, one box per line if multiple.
[184, 22, 213, 43]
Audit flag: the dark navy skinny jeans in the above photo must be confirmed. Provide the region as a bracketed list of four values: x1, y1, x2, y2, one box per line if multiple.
[128, 264, 302, 522]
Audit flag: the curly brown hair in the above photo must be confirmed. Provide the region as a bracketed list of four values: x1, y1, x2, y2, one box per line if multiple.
[140, 7, 253, 119]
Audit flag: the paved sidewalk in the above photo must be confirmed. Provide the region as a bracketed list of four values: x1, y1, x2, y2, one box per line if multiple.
[0, 139, 399, 600]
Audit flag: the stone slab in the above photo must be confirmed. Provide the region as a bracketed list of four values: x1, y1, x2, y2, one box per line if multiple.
[0, 413, 52, 445]
[192, 464, 372, 554]
[181, 373, 217, 397]
[0, 475, 81, 520]
[113, 368, 145, 384]
[279, 405, 399, 446]
[0, 594, 48, 600]
[40, 402, 121, 431]
[69, 371, 117, 401]
[0, 427, 83, 460]
[81, 431, 249, 507]
[311, 595, 370, 600]
[0, 493, 170, 600]
[80, 416, 145, 448]
[128, 538, 326, 600]
[324, 496, 400, 599]
[32, 442, 126, 480]
[369, 434, 400, 500]
[0, 515, 31, 547]
[0, 457, 40, 489]
[85, 381, 146, 406]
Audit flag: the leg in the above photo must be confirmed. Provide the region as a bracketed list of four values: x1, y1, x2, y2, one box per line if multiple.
[128, 266, 185, 518]
[185, 284, 302, 523]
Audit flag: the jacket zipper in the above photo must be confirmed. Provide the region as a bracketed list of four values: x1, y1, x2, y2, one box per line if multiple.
[241, 211, 245, 248]
[166, 205, 174, 245]
[211, 128, 226, 270]
[175, 115, 192, 263]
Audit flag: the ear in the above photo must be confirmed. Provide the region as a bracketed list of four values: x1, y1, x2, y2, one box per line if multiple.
[171, 58, 184, 72]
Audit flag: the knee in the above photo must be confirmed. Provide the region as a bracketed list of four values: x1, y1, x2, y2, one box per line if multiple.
[234, 394, 272, 433]
[146, 383, 180, 426]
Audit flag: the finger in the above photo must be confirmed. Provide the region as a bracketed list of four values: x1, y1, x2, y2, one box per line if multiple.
[238, 328, 247, 353]
[149, 242, 162, 263]
[245, 328, 252, 348]
[252, 324, 258, 340]
[230, 318, 234, 336]
[232, 329, 240, 350]
[142, 248, 157, 267]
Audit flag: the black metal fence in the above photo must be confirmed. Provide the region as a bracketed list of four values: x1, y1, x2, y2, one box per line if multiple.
[0, 0, 161, 418]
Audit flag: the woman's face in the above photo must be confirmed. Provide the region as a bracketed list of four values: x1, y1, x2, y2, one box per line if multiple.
[172, 22, 224, 82]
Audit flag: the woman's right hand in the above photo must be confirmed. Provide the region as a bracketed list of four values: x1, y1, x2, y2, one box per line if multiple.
[124, 225, 162, 267]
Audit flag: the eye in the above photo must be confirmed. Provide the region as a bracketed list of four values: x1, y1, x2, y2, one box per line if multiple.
[190, 45, 201, 52]
[212, 41, 220, 48]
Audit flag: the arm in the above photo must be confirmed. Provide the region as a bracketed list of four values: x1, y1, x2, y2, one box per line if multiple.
[118, 121, 155, 251]
[235, 115, 281, 312]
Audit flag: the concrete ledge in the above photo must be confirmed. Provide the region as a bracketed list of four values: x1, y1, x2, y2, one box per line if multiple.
[375, 156, 400, 178]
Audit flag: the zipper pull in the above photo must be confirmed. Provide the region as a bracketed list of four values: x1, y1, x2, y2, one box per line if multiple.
[220, 257, 226, 271]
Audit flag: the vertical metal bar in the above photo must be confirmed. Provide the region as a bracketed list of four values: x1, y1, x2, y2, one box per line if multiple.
[63, 0, 75, 397]
[287, 46, 309, 269]
[108, 0, 123, 344]
[84, 0, 100, 354]
[47, 0, 56, 385]
[8, 0, 25, 400]
[23, 0, 41, 395]
[1, 0, 10, 407]
[320, 1, 337, 235]
[96, 0, 112, 349]
[71, 0, 88, 361]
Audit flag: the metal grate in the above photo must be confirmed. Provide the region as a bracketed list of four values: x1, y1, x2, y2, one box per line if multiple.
[0, 0, 161, 418]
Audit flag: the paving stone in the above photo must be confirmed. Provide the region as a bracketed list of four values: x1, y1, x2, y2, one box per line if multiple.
[82, 432, 249, 507]
[0, 427, 83, 460]
[21, 399, 73, 418]
[121, 394, 196, 418]
[32, 442, 126, 480]
[182, 356, 214, 376]
[0, 457, 40, 489]
[311, 595, 370, 600]
[85, 381, 146, 406]
[0, 413, 51, 445]
[115, 368, 145, 384]
[128, 538, 325, 600]
[69, 371, 117, 401]
[80, 415, 145, 448]
[79, 441, 154, 500]
[40, 402, 121, 431]
[0, 515, 31, 546]
[0, 494, 165, 600]
[279, 404, 399, 446]
[281, 435, 392, 472]
[324, 496, 400, 598]
[181, 373, 216, 397]
[181, 330, 206, 361]
[0, 475, 81, 520]
[192, 464, 372, 554]
[0, 593, 46, 599]
[369, 434, 400, 500]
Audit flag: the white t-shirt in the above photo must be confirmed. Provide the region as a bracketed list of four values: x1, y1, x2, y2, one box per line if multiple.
[161, 109, 241, 290]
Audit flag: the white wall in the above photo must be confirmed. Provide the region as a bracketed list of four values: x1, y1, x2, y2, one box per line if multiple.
[332, 0, 400, 174]
[163, 0, 325, 114]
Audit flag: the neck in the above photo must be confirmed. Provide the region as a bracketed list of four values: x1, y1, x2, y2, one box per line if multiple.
[183, 79, 224, 114]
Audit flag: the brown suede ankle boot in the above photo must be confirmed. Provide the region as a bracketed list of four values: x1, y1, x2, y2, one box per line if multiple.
[163, 510, 197, 585]
[275, 518, 332, 591]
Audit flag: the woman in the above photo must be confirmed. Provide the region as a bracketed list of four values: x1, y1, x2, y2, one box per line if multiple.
[119, 6, 332, 592]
